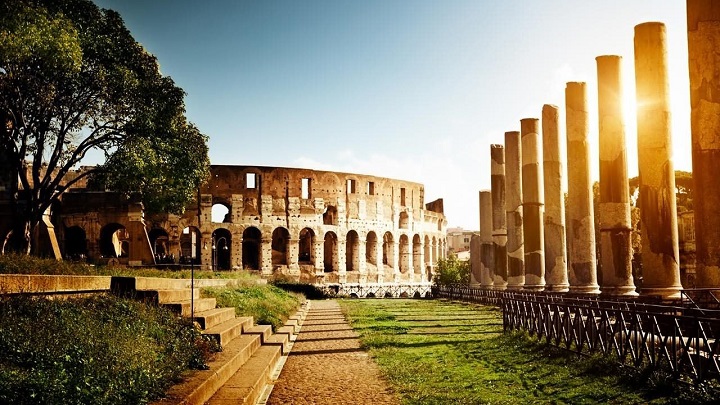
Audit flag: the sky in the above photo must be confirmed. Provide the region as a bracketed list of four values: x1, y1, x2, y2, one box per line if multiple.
[93, 0, 690, 230]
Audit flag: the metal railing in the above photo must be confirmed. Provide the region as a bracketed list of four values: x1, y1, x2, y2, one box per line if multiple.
[437, 285, 720, 383]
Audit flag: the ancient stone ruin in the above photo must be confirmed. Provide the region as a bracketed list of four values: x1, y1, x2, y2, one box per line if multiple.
[1, 165, 447, 291]
[470, 7, 720, 298]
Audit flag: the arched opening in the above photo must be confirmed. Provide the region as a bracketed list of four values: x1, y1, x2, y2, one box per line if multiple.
[242, 227, 261, 270]
[212, 228, 232, 270]
[413, 234, 422, 274]
[324, 231, 337, 272]
[272, 227, 290, 266]
[180, 226, 201, 264]
[399, 234, 410, 273]
[399, 211, 409, 229]
[323, 205, 338, 226]
[299, 228, 314, 263]
[346, 230, 359, 271]
[148, 228, 172, 264]
[63, 225, 87, 260]
[211, 203, 231, 223]
[382, 232, 394, 268]
[99, 223, 128, 258]
[437, 218, 442, 231]
[366, 231, 378, 266]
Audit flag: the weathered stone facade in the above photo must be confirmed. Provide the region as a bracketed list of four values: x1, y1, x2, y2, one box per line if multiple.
[48, 165, 447, 286]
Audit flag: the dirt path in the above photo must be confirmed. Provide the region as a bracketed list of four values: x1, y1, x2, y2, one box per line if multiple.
[266, 300, 400, 405]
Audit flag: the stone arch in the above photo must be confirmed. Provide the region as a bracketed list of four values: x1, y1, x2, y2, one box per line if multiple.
[211, 200, 231, 223]
[412, 234, 422, 274]
[99, 223, 128, 258]
[346, 230, 359, 271]
[366, 231, 378, 266]
[180, 226, 201, 264]
[299, 227, 315, 263]
[148, 228, 171, 263]
[63, 225, 87, 260]
[242, 227, 261, 270]
[212, 228, 232, 270]
[324, 231, 338, 272]
[399, 211, 409, 229]
[323, 205, 338, 226]
[272, 227, 290, 266]
[424, 235, 431, 266]
[382, 232, 394, 268]
[399, 234, 410, 274]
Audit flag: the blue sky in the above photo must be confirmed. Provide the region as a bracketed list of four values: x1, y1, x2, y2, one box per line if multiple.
[93, 0, 690, 230]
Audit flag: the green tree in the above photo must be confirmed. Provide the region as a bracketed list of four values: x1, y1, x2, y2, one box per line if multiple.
[0, 0, 209, 255]
[433, 254, 471, 286]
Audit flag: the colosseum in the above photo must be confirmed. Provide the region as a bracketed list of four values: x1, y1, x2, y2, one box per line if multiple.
[44, 165, 447, 293]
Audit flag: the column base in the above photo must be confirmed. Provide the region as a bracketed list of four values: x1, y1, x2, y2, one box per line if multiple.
[507, 276, 525, 290]
[545, 283, 570, 292]
[569, 285, 600, 295]
[601, 286, 638, 297]
[523, 284, 546, 292]
[641, 286, 682, 300]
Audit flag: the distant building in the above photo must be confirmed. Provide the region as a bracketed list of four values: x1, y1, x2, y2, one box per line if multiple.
[446, 227, 476, 257]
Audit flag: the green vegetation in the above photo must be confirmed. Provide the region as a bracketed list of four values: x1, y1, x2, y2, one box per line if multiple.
[432, 254, 471, 286]
[1, 0, 210, 254]
[0, 253, 256, 280]
[340, 299, 714, 404]
[203, 284, 304, 331]
[0, 295, 213, 404]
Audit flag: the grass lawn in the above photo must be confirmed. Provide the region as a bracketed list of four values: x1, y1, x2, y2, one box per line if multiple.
[340, 299, 713, 405]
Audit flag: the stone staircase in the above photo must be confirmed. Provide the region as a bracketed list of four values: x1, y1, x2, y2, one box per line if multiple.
[111, 277, 306, 405]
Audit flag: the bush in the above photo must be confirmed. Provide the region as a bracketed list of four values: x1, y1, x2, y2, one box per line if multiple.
[433, 254, 471, 286]
[204, 284, 303, 331]
[0, 295, 212, 404]
[271, 281, 328, 299]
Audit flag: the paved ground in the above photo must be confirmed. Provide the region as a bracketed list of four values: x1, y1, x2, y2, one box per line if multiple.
[267, 300, 400, 405]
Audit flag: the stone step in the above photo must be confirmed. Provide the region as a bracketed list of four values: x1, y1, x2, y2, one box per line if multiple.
[207, 345, 282, 405]
[265, 332, 291, 355]
[193, 307, 237, 330]
[284, 318, 301, 333]
[275, 325, 295, 336]
[162, 298, 218, 317]
[155, 288, 200, 304]
[153, 334, 263, 405]
[244, 324, 273, 343]
[203, 316, 254, 347]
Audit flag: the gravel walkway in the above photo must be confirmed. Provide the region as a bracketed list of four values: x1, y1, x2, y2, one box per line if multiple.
[266, 300, 400, 405]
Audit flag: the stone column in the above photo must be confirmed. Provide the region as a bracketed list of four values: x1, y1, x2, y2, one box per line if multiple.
[491, 144, 508, 290]
[288, 237, 300, 274]
[480, 190, 494, 288]
[504, 131, 525, 290]
[521, 118, 546, 291]
[542, 104, 569, 292]
[565, 82, 600, 294]
[470, 233, 482, 285]
[688, 1, 720, 287]
[261, 237, 273, 276]
[596, 55, 637, 296]
[634, 22, 682, 298]
[358, 236, 367, 283]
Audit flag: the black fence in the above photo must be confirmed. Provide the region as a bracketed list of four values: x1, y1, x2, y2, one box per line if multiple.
[437, 285, 720, 383]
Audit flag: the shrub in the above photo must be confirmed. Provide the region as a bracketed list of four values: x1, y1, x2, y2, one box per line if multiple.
[0, 295, 211, 404]
[271, 281, 328, 299]
[204, 284, 303, 331]
[433, 253, 471, 286]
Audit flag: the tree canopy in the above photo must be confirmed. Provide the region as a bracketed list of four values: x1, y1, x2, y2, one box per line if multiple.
[0, 0, 210, 254]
